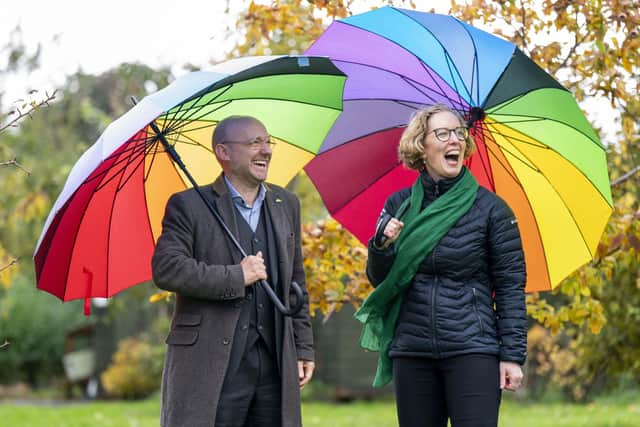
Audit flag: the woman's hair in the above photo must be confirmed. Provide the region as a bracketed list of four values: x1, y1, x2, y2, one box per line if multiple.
[398, 104, 477, 170]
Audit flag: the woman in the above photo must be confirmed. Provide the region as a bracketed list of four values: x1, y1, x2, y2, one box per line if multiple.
[355, 104, 527, 427]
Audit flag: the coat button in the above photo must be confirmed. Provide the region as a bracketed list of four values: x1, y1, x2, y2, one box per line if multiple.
[222, 338, 230, 345]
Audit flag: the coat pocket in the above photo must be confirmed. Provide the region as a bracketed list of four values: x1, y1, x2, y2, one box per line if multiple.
[165, 329, 199, 346]
[166, 313, 202, 346]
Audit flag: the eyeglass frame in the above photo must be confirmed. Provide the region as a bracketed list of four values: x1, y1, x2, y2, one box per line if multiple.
[218, 137, 277, 151]
[429, 127, 468, 143]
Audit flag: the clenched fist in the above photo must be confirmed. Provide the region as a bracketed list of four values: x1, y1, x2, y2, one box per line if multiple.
[241, 251, 267, 285]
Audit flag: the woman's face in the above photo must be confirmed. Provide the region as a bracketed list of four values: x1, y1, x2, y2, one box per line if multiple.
[422, 111, 467, 181]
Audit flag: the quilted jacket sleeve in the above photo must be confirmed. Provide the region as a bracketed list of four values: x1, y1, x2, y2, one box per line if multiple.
[487, 197, 528, 365]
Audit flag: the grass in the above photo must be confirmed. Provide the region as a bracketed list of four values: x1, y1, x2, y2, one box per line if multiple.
[0, 392, 638, 426]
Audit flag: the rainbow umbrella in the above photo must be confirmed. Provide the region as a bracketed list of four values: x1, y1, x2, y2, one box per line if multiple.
[304, 7, 612, 292]
[34, 55, 345, 311]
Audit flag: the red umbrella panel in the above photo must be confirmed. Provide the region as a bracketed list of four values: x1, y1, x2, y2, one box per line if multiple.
[33, 56, 346, 311]
[304, 7, 612, 292]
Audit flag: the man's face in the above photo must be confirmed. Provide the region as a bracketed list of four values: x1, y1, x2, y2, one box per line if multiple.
[217, 118, 272, 188]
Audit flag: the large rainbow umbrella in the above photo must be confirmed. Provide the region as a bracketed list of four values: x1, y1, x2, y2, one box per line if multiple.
[304, 7, 612, 292]
[34, 55, 345, 310]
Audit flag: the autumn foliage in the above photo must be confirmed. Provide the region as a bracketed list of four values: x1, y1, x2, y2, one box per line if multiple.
[301, 218, 369, 318]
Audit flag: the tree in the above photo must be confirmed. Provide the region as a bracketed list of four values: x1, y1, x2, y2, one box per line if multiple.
[0, 25, 52, 289]
[232, 2, 640, 397]
[0, 61, 171, 381]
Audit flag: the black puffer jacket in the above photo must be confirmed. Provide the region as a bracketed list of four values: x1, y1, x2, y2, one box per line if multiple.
[367, 169, 527, 364]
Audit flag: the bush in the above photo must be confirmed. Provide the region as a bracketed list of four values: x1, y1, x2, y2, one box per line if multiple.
[101, 335, 164, 399]
[0, 274, 88, 386]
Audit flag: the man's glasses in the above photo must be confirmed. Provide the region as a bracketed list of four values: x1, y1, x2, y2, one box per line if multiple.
[221, 137, 277, 151]
[430, 127, 468, 142]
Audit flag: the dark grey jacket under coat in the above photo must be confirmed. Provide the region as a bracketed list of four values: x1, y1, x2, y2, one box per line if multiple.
[367, 170, 527, 365]
[152, 175, 313, 427]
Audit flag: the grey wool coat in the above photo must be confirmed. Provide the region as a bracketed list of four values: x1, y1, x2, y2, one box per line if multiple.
[152, 174, 313, 427]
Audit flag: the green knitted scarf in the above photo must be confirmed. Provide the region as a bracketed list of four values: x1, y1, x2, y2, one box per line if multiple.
[354, 167, 479, 387]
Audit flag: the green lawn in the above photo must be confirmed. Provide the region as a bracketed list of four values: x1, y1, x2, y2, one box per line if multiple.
[0, 393, 638, 426]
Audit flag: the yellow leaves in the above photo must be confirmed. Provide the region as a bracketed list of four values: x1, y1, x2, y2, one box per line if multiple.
[622, 115, 636, 139]
[0, 245, 19, 289]
[148, 291, 173, 303]
[302, 217, 370, 318]
[100, 337, 163, 399]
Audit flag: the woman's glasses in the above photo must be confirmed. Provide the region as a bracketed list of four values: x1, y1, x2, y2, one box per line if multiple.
[430, 127, 468, 142]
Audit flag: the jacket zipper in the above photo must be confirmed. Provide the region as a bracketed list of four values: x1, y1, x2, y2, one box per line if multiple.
[431, 248, 439, 357]
[472, 287, 485, 336]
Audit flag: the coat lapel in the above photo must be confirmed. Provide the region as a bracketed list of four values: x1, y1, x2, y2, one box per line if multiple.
[210, 175, 242, 263]
[264, 186, 290, 297]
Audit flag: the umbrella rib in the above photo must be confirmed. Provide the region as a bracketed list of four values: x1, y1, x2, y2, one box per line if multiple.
[484, 120, 597, 257]
[58, 138, 145, 300]
[332, 57, 468, 109]
[487, 118, 613, 207]
[143, 138, 161, 183]
[82, 135, 151, 189]
[165, 85, 235, 126]
[490, 112, 605, 152]
[390, 7, 474, 104]
[481, 137, 554, 285]
[92, 139, 149, 192]
[404, 67, 469, 110]
[470, 120, 497, 189]
[441, 51, 474, 107]
[449, 14, 485, 106]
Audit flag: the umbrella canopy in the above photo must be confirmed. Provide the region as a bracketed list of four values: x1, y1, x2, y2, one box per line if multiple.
[34, 55, 346, 304]
[304, 7, 612, 292]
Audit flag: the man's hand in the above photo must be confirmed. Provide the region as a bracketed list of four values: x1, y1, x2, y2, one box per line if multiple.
[500, 361, 524, 391]
[298, 360, 315, 389]
[240, 251, 267, 285]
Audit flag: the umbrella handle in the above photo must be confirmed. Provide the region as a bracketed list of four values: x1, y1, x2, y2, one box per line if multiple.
[141, 109, 304, 316]
[259, 279, 305, 316]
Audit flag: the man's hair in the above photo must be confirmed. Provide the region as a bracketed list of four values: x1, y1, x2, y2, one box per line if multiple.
[397, 104, 476, 171]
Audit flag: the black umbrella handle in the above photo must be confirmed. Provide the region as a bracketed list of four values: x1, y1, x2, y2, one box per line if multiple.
[141, 109, 304, 316]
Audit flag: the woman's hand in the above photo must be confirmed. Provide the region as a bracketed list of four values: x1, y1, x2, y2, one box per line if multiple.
[499, 361, 524, 391]
[380, 218, 404, 248]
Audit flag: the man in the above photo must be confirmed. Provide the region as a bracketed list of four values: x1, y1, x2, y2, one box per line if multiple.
[152, 115, 315, 427]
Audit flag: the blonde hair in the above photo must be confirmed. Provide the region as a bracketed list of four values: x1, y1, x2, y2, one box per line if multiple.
[398, 104, 477, 170]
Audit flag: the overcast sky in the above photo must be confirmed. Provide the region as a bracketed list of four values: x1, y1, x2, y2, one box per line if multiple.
[1, 0, 256, 103]
[1, 0, 616, 142]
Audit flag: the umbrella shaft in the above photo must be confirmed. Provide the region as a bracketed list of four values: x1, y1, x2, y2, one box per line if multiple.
[148, 119, 303, 316]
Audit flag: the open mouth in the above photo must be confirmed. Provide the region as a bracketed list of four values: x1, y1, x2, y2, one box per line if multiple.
[444, 150, 460, 165]
[252, 159, 269, 169]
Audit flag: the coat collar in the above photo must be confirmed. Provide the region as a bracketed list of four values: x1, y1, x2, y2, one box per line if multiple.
[420, 166, 467, 202]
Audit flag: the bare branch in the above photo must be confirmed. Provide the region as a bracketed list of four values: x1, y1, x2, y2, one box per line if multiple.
[611, 165, 640, 187]
[0, 90, 57, 133]
[0, 258, 19, 273]
[0, 158, 31, 175]
[550, 30, 590, 75]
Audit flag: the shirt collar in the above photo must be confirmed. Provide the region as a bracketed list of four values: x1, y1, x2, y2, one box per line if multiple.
[223, 175, 266, 206]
